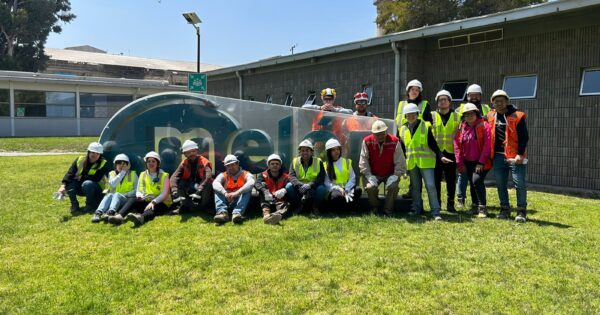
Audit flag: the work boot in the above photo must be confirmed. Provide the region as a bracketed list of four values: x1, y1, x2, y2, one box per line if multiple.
[457, 198, 466, 209]
[108, 213, 124, 225]
[515, 209, 527, 223]
[263, 208, 282, 225]
[214, 211, 230, 224]
[498, 206, 511, 220]
[232, 213, 243, 224]
[126, 213, 144, 226]
[91, 211, 102, 223]
[467, 205, 479, 215]
[478, 205, 488, 218]
[70, 203, 81, 215]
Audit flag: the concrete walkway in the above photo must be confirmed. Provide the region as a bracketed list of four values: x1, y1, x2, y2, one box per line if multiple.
[0, 152, 82, 156]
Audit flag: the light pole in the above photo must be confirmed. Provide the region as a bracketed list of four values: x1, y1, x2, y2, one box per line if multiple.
[182, 12, 202, 73]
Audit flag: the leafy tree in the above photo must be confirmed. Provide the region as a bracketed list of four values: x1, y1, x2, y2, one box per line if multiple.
[376, 0, 547, 34]
[0, 0, 75, 72]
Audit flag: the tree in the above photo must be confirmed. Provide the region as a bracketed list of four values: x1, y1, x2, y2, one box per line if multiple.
[375, 0, 547, 35]
[0, 0, 75, 72]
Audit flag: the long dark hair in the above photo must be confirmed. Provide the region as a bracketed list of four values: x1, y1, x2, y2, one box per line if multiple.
[326, 148, 338, 181]
[407, 92, 422, 105]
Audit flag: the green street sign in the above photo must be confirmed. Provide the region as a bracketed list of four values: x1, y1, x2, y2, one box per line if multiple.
[188, 73, 207, 93]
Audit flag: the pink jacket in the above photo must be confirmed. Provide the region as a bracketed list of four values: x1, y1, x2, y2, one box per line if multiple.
[454, 118, 492, 169]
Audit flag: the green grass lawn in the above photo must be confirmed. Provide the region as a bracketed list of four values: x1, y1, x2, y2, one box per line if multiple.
[0, 136, 97, 152]
[1, 155, 599, 314]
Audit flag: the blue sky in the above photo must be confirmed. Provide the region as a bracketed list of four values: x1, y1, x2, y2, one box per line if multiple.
[47, 0, 378, 67]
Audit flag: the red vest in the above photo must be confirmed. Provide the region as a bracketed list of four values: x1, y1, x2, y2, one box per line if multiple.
[224, 171, 249, 192]
[456, 119, 493, 171]
[260, 171, 289, 197]
[181, 156, 212, 181]
[487, 110, 527, 159]
[364, 133, 399, 177]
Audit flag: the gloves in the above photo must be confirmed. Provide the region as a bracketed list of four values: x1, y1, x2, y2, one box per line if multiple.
[386, 175, 398, 189]
[274, 188, 286, 199]
[264, 192, 274, 202]
[299, 184, 311, 194]
[344, 189, 354, 203]
[189, 193, 201, 201]
[367, 175, 378, 187]
[332, 185, 344, 194]
[194, 183, 204, 192]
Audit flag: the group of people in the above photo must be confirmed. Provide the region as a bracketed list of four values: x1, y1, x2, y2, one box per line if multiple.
[57, 81, 529, 225]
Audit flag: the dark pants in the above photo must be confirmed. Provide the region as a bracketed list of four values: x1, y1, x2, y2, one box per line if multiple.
[434, 153, 457, 207]
[464, 161, 488, 207]
[176, 182, 214, 213]
[324, 187, 363, 212]
[120, 200, 169, 221]
[66, 180, 103, 209]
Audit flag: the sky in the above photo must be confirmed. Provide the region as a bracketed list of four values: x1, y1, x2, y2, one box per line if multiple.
[47, 0, 378, 67]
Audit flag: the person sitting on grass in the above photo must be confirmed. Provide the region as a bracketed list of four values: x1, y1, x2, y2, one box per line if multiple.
[108, 151, 171, 226]
[58, 142, 109, 215]
[91, 154, 138, 223]
[323, 138, 362, 212]
[255, 154, 293, 225]
[212, 154, 255, 224]
[287, 139, 327, 215]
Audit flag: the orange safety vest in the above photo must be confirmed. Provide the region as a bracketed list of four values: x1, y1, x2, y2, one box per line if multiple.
[181, 155, 212, 181]
[456, 119, 492, 171]
[223, 171, 249, 192]
[487, 110, 527, 159]
[312, 111, 347, 144]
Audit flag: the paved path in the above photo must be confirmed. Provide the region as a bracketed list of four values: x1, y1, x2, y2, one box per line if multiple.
[0, 152, 82, 156]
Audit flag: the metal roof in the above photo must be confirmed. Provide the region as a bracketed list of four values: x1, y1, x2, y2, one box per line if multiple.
[205, 0, 600, 76]
[46, 48, 222, 73]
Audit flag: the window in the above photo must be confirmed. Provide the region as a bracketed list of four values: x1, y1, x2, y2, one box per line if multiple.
[362, 85, 374, 105]
[284, 93, 293, 106]
[0, 89, 8, 117]
[441, 81, 468, 101]
[266, 94, 273, 103]
[503, 75, 538, 99]
[80, 93, 133, 118]
[14, 90, 75, 118]
[580, 68, 600, 96]
[304, 91, 316, 105]
[439, 29, 503, 49]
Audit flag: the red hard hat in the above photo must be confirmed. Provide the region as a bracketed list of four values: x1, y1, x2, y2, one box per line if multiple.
[354, 92, 369, 104]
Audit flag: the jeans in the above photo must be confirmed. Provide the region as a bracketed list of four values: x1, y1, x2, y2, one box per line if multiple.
[493, 153, 528, 209]
[456, 172, 468, 200]
[96, 192, 128, 213]
[284, 182, 327, 209]
[464, 161, 489, 207]
[409, 167, 441, 215]
[66, 180, 103, 207]
[214, 191, 251, 215]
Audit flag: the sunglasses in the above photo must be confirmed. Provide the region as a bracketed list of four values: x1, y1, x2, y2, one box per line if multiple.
[356, 101, 368, 105]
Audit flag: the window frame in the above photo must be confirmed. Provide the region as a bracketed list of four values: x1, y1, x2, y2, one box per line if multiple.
[580, 68, 600, 96]
[362, 85, 374, 105]
[304, 91, 316, 105]
[440, 80, 468, 102]
[284, 93, 293, 107]
[502, 74, 538, 100]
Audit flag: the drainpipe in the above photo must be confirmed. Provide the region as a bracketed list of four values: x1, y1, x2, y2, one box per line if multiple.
[235, 70, 243, 99]
[391, 42, 401, 130]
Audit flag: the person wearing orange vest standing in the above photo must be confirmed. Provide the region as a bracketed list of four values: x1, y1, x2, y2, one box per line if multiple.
[169, 139, 214, 215]
[488, 90, 530, 223]
[359, 120, 406, 215]
[254, 154, 291, 225]
[212, 154, 255, 224]
[454, 103, 492, 218]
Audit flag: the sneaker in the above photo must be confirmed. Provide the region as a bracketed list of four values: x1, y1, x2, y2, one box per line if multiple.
[100, 213, 109, 222]
[383, 208, 394, 216]
[107, 213, 124, 225]
[408, 210, 423, 216]
[433, 214, 443, 221]
[214, 211, 230, 224]
[126, 213, 144, 226]
[106, 210, 116, 216]
[91, 211, 102, 223]
[263, 212, 282, 225]
[232, 213, 243, 224]
[70, 204, 81, 215]
[467, 206, 479, 215]
[515, 209, 527, 223]
[478, 205, 488, 218]
[457, 198, 466, 209]
[498, 207, 511, 220]
[169, 208, 181, 215]
[447, 202, 457, 213]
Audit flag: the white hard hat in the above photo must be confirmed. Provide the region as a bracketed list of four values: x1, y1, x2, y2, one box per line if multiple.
[406, 79, 423, 92]
[267, 154, 282, 164]
[181, 139, 199, 153]
[371, 120, 388, 134]
[466, 84, 482, 95]
[298, 139, 314, 150]
[144, 151, 161, 163]
[223, 154, 239, 166]
[491, 89, 510, 102]
[325, 138, 341, 151]
[403, 103, 420, 115]
[462, 103, 479, 113]
[114, 153, 129, 163]
[436, 90, 452, 102]
[87, 142, 104, 154]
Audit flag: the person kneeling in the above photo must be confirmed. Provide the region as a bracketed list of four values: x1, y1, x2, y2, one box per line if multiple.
[255, 154, 292, 225]
[212, 155, 255, 224]
[323, 139, 362, 212]
[92, 154, 138, 223]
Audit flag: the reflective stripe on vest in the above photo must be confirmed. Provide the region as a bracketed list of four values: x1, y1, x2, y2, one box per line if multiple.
[76, 156, 106, 178]
[396, 100, 428, 128]
[139, 170, 172, 206]
[292, 157, 321, 183]
[431, 111, 459, 153]
[223, 171, 249, 192]
[488, 110, 527, 159]
[400, 121, 436, 170]
[261, 171, 289, 193]
[325, 158, 352, 186]
[108, 170, 136, 194]
[458, 103, 491, 116]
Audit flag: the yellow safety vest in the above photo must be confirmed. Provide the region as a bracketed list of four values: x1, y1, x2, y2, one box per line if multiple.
[396, 100, 428, 128]
[108, 170, 137, 194]
[458, 103, 491, 116]
[325, 158, 352, 186]
[75, 156, 107, 189]
[400, 121, 436, 170]
[431, 111, 460, 153]
[139, 170, 172, 206]
[292, 157, 321, 183]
